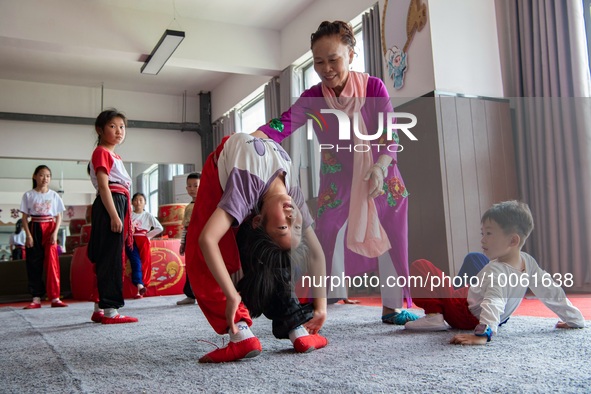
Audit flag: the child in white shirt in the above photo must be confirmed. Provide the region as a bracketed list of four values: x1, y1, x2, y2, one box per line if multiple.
[405, 200, 585, 344]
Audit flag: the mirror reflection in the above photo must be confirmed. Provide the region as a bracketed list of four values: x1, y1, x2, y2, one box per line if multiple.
[0, 158, 195, 260]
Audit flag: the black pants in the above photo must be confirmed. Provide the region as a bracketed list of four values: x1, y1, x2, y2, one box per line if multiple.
[245, 264, 314, 339]
[12, 247, 24, 261]
[26, 223, 46, 298]
[88, 193, 127, 310]
[183, 272, 195, 298]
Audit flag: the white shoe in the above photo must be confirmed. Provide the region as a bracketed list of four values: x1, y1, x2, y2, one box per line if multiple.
[176, 297, 196, 305]
[404, 314, 449, 331]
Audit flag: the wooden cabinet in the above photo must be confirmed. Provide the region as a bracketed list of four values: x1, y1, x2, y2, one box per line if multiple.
[397, 92, 518, 275]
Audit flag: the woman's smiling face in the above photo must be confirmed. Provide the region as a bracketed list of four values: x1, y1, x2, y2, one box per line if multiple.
[312, 34, 354, 96]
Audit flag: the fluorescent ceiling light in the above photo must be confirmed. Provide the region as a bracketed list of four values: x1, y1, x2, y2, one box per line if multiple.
[141, 29, 185, 75]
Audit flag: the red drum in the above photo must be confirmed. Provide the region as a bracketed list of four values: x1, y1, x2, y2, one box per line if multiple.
[69, 218, 87, 234]
[65, 235, 81, 253]
[122, 238, 185, 298]
[162, 222, 184, 239]
[158, 204, 187, 224]
[79, 224, 92, 245]
[70, 245, 98, 302]
[71, 240, 187, 300]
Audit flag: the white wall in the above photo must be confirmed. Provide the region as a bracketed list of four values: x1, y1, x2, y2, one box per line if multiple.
[0, 79, 202, 165]
[380, 0, 437, 100]
[429, 0, 503, 97]
[211, 75, 271, 121]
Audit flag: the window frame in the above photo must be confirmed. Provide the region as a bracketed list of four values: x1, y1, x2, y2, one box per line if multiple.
[584, 0, 591, 70]
[144, 164, 159, 217]
[238, 92, 266, 134]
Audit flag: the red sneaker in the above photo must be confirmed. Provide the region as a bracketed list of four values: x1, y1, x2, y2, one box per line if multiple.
[91, 311, 104, 323]
[101, 314, 138, 324]
[51, 300, 69, 308]
[23, 302, 41, 310]
[198, 337, 262, 363]
[293, 334, 328, 353]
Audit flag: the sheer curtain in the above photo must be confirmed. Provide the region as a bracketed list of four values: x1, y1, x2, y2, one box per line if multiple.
[212, 109, 237, 148]
[265, 66, 316, 200]
[362, 2, 383, 79]
[264, 76, 280, 121]
[497, 0, 591, 288]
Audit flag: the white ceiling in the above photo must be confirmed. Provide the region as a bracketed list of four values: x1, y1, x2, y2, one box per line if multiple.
[0, 0, 316, 95]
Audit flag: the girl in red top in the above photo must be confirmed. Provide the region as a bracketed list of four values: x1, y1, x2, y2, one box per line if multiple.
[87, 108, 137, 324]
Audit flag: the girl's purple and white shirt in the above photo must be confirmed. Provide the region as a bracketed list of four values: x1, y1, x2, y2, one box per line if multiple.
[217, 132, 312, 228]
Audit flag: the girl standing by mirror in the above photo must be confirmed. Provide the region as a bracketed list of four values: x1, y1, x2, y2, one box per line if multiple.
[9, 219, 26, 261]
[20, 165, 67, 309]
[127, 192, 163, 298]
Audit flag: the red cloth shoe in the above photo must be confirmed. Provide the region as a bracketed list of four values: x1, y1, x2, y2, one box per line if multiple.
[91, 311, 104, 323]
[198, 337, 262, 363]
[101, 314, 138, 324]
[133, 294, 143, 299]
[23, 302, 41, 310]
[293, 334, 328, 353]
[51, 300, 69, 308]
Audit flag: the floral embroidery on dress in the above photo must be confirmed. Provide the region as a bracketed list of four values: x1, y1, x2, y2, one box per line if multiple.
[317, 183, 342, 217]
[377, 129, 400, 145]
[269, 118, 284, 132]
[382, 177, 409, 207]
[320, 152, 342, 174]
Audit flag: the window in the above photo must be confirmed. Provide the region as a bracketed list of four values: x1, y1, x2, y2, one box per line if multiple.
[145, 164, 159, 217]
[584, 0, 591, 70]
[239, 94, 266, 134]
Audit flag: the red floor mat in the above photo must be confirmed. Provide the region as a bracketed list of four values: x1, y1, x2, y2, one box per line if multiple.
[348, 294, 591, 319]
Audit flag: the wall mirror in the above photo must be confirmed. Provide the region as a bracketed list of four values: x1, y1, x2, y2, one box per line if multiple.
[0, 157, 194, 259]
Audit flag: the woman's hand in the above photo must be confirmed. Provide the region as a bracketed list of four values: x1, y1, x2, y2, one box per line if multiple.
[25, 235, 34, 248]
[364, 165, 385, 199]
[50, 232, 58, 245]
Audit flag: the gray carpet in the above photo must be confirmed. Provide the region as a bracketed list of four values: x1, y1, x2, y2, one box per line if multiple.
[0, 295, 589, 394]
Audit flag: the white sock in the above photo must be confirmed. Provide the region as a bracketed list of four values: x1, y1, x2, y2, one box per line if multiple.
[288, 325, 309, 344]
[229, 321, 255, 343]
[93, 303, 103, 313]
[103, 308, 118, 318]
[51, 298, 60, 303]
[32, 297, 41, 304]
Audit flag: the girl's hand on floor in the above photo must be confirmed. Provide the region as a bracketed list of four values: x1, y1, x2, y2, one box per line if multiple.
[304, 309, 327, 334]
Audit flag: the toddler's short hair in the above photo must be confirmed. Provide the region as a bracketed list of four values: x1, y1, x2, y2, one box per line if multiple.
[187, 172, 201, 181]
[481, 200, 534, 246]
